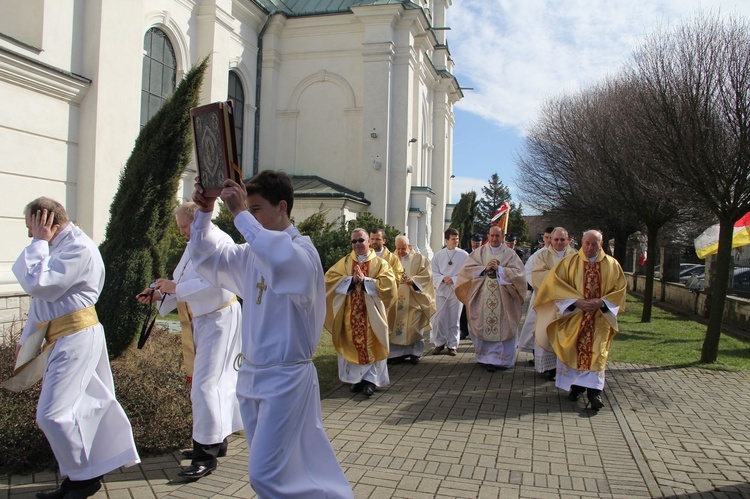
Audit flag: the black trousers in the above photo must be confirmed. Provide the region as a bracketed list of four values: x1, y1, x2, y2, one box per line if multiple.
[571, 384, 602, 397]
[459, 306, 469, 338]
[191, 437, 228, 467]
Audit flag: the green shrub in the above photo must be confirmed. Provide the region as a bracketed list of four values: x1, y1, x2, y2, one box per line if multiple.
[0, 324, 192, 476]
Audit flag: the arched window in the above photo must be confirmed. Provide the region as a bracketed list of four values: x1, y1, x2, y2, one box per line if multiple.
[141, 27, 176, 127]
[227, 71, 245, 169]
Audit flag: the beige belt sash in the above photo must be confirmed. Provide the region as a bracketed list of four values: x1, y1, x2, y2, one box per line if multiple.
[2, 305, 99, 392]
[178, 296, 238, 377]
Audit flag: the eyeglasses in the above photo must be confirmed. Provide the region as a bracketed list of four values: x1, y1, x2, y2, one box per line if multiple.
[351, 238, 366, 244]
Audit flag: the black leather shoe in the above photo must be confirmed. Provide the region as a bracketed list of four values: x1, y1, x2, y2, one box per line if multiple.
[37, 480, 101, 499]
[349, 382, 363, 393]
[589, 393, 604, 410]
[546, 369, 556, 381]
[409, 355, 420, 365]
[568, 390, 583, 401]
[178, 464, 216, 480]
[362, 381, 375, 397]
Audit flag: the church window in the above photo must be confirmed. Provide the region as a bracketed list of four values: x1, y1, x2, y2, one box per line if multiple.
[140, 27, 176, 127]
[227, 71, 245, 169]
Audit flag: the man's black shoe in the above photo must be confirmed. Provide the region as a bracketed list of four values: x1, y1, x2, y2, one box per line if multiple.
[349, 382, 363, 393]
[486, 365, 498, 373]
[546, 369, 556, 381]
[568, 390, 583, 401]
[178, 464, 216, 480]
[409, 355, 420, 365]
[589, 393, 604, 410]
[37, 479, 101, 499]
[362, 381, 375, 397]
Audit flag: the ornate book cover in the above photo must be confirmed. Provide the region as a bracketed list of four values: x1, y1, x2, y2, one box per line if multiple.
[190, 101, 242, 196]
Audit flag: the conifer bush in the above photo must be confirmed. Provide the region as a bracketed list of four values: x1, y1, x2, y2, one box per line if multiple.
[98, 57, 208, 358]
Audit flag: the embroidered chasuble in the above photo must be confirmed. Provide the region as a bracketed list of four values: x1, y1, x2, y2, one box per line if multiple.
[325, 251, 397, 364]
[392, 251, 436, 346]
[534, 249, 626, 372]
[455, 244, 526, 342]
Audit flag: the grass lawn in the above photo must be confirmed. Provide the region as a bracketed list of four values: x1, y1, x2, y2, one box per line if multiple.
[610, 294, 750, 371]
[313, 331, 341, 395]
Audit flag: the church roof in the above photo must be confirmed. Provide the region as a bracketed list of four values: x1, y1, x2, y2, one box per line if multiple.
[291, 175, 371, 205]
[252, 0, 420, 17]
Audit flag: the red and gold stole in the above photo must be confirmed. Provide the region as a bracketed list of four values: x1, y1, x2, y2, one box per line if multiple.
[577, 262, 602, 370]
[350, 260, 372, 364]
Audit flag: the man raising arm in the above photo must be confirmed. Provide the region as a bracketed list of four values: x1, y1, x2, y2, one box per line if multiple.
[190, 172, 353, 498]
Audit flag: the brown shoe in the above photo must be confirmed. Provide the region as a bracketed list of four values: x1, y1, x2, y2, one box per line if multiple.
[430, 345, 445, 355]
[447, 348, 457, 356]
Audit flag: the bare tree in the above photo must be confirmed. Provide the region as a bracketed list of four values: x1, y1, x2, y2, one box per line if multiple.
[627, 13, 750, 361]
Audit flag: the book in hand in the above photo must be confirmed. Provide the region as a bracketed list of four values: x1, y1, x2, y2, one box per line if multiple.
[190, 100, 243, 196]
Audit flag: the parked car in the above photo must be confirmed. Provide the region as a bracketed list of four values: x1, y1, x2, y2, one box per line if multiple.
[652, 263, 704, 281]
[686, 267, 750, 294]
[678, 264, 705, 284]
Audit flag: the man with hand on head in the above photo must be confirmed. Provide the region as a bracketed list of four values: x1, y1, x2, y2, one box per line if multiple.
[190, 172, 353, 497]
[6, 197, 139, 499]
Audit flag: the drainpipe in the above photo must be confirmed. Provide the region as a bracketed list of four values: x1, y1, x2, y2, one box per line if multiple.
[253, 11, 280, 176]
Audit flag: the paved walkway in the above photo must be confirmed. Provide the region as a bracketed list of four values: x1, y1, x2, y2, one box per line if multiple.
[2, 341, 750, 498]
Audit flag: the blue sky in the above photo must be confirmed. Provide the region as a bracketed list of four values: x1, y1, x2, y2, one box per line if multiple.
[447, 1, 750, 208]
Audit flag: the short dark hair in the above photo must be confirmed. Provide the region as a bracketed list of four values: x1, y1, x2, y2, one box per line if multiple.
[24, 197, 69, 225]
[444, 228, 459, 240]
[544, 226, 555, 234]
[370, 227, 386, 237]
[245, 170, 294, 216]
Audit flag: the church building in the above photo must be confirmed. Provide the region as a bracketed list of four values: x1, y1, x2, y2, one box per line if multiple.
[0, 0, 462, 331]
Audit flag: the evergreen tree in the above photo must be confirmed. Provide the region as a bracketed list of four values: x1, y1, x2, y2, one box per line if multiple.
[296, 211, 401, 272]
[214, 201, 245, 243]
[98, 57, 208, 358]
[474, 173, 511, 235]
[449, 191, 477, 250]
[508, 201, 530, 244]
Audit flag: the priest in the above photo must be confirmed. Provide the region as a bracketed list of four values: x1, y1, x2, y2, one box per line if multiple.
[136, 201, 242, 479]
[388, 236, 435, 364]
[7, 197, 140, 499]
[530, 227, 577, 381]
[456, 226, 526, 372]
[369, 227, 404, 332]
[534, 230, 626, 410]
[325, 228, 397, 397]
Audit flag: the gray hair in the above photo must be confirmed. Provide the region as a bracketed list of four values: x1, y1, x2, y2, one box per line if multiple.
[395, 234, 410, 246]
[351, 227, 368, 237]
[174, 201, 198, 220]
[583, 229, 603, 243]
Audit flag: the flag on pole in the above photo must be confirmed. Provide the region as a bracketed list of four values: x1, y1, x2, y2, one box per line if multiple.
[490, 202, 511, 229]
[694, 212, 750, 259]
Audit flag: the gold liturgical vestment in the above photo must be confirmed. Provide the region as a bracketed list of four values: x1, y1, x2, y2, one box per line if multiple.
[534, 248, 626, 372]
[455, 244, 526, 342]
[325, 251, 397, 365]
[391, 251, 436, 346]
[378, 246, 404, 332]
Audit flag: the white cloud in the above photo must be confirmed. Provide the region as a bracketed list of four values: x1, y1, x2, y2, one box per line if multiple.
[448, 0, 750, 134]
[450, 176, 486, 204]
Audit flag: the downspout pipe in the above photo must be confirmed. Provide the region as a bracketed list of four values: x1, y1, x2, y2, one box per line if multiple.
[253, 11, 280, 175]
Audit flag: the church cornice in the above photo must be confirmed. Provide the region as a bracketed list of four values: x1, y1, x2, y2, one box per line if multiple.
[0, 47, 90, 103]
